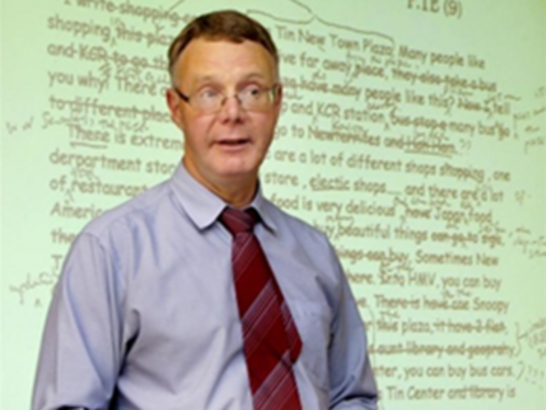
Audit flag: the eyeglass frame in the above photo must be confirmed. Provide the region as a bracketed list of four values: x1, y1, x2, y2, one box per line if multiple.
[171, 83, 281, 114]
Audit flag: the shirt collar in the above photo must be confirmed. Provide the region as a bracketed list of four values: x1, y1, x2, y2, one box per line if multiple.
[169, 163, 277, 233]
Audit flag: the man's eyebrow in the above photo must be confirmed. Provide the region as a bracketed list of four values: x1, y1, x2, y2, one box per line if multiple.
[238, 73, 273, 84]
[186, 75, 219, 88]
[241, 72, 268, 80]
[186, 73, 272, 89]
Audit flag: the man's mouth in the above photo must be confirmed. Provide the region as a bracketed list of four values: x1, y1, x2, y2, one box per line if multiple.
[218, 139, 249, 146]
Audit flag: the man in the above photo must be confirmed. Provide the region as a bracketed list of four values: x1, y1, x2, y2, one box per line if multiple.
[33, 10, 377, 410]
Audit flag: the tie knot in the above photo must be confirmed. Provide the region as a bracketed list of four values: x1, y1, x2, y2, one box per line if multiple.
[220, 207, 259, 235]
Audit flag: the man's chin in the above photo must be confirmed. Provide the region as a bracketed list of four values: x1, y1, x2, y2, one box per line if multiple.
[215, 159, 258, 177]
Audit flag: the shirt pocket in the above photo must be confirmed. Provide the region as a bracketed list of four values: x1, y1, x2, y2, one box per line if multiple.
[290, 303, 331, 392]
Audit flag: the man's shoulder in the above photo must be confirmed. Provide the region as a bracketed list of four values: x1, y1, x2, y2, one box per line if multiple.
[81, 179, 172, 238]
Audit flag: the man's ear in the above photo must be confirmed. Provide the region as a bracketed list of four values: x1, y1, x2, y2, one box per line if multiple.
[273, 83, 284, 118]
[166, 88, 184, 129]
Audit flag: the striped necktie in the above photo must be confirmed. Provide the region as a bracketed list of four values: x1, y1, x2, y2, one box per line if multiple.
[220, 207, 303, 410]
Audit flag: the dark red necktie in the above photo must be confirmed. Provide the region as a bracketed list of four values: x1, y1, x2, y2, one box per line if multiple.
[220, 207, 303, 410]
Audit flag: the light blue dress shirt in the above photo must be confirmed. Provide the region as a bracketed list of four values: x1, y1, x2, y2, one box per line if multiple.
[32, 164, 378, 410]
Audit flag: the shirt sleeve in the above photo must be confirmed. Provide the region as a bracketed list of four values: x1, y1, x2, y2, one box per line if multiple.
[32, 232, 125, 410]
[326, 243, 379, 410]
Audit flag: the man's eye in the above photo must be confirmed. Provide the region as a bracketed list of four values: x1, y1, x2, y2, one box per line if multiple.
[198, 89, 220, 99]
[243, 86, 263, 98]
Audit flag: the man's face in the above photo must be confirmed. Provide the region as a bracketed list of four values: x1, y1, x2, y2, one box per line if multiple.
[167, 38, 282, 193]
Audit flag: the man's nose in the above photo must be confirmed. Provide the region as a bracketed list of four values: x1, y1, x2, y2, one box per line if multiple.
[218, 94, 244, 122]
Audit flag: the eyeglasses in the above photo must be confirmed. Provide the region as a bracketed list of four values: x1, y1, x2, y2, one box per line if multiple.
[172, 83, 279, 114]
